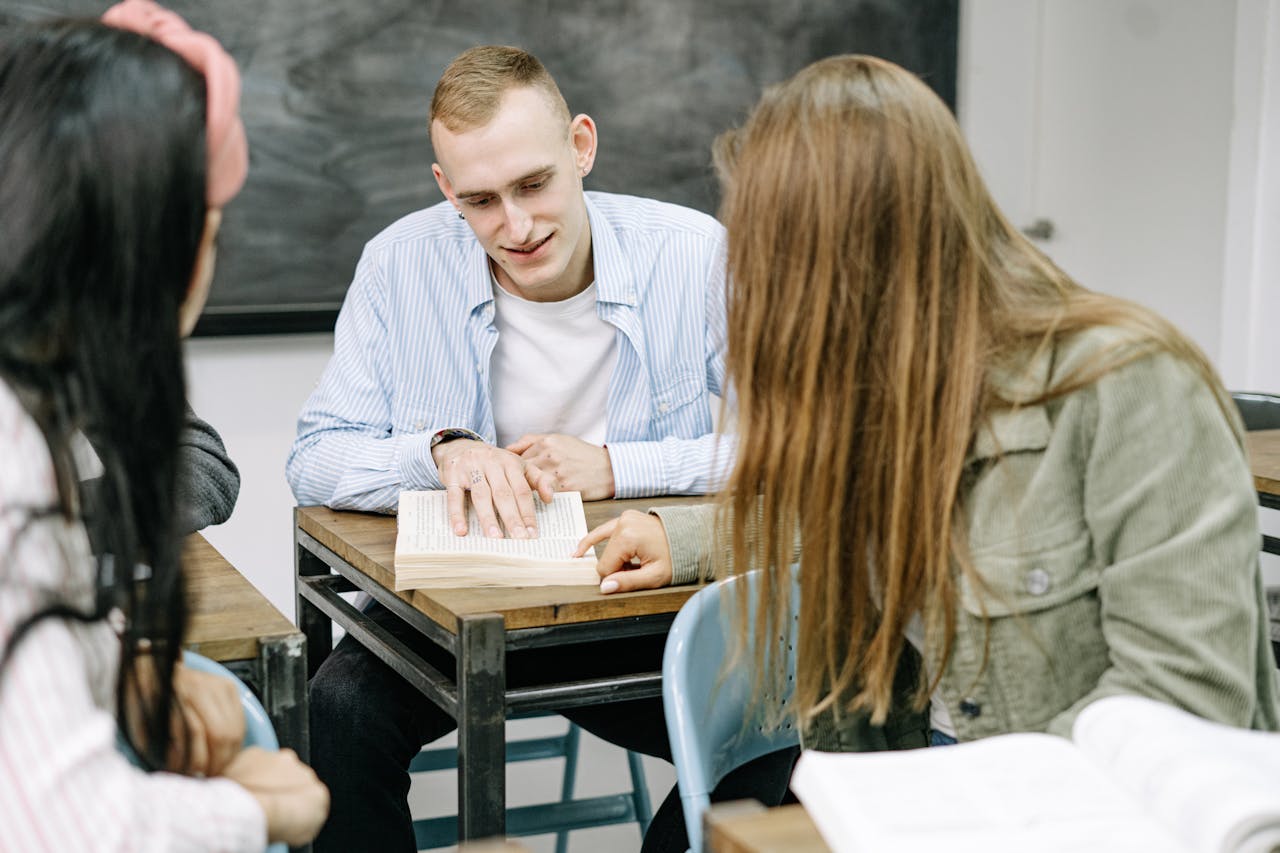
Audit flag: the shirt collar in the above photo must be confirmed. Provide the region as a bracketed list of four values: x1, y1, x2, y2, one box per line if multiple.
[585, 193, 636, 307]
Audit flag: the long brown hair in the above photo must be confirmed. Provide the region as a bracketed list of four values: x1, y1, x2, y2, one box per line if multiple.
[715, 55, 1225, 724]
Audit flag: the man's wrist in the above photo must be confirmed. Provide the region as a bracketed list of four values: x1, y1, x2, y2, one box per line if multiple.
[429, 427, 484, 449]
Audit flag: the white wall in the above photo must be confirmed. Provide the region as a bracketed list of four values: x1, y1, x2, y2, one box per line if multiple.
[1221, 0, 1280, 394]
[184, 334, 332, 615]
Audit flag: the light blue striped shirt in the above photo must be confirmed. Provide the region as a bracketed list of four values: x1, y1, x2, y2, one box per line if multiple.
[287, 191, 732, 512]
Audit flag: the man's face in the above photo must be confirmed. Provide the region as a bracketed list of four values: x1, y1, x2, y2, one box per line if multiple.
[432, 87, 597, 303]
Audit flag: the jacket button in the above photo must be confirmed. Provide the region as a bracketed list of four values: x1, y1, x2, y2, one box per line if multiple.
[959, 698, 982, 718]
[1025, 567, 1051, 596]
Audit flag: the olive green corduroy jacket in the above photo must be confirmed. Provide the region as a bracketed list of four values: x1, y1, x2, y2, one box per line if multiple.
[651, 327, 1280, 751]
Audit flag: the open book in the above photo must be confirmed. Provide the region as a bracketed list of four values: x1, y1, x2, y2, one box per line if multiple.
[393, 490, 599, 589]
[792, 694, 1280, 853]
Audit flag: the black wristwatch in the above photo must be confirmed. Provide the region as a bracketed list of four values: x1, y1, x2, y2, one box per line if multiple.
[429, 427, 485, 449]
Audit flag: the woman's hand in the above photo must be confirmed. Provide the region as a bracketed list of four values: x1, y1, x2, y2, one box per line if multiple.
[125, 656, 246, 777]
[222, 747, 329, 846]
[575, 510, 674, 594]
[169, 662, 246, 776]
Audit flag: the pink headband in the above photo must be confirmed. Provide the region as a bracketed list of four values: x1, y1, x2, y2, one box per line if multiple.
[102, 0, 248, 207]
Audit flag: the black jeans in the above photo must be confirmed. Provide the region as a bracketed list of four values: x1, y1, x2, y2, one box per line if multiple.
[309, 601, 797, 853]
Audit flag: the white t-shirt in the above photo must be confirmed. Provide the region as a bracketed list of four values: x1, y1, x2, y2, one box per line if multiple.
[490, 279, 618, 448]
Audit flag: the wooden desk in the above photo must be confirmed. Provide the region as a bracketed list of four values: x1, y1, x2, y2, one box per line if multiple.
[1247, 429, 1280, 509]
[294, 495, 706, 843]
[704, 802, 828, 853]
[184, 533, 308, 759]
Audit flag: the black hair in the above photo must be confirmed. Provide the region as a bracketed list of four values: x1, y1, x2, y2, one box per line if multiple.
[0, 18, 207, 768]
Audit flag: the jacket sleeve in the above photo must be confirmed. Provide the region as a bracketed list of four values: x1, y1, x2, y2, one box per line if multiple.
[649, 502, 721, 585]
[1046, 350, 1277, 736]
[285, 249, 445, 513]
[176, 408, 240, 533]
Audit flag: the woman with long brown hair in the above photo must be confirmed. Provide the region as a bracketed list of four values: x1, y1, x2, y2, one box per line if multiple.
[580, 54, 1278, 750]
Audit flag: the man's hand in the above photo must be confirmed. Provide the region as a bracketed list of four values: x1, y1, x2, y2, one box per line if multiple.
[575, 510, 673, 594]
[506, 433, 616, 500]
[432, 438, 556, 538]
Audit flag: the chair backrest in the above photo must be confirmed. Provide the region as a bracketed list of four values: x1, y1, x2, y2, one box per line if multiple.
[662, 568, 800, 853]
[1232, 391, 1280, 432]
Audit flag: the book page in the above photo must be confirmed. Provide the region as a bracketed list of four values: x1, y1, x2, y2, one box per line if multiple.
[1073, 695, 1280, 853]
[397, 490, 589, 559]
[792, 735, 1189, 853]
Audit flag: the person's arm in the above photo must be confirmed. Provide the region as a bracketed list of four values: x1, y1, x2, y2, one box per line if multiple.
[600, 231, 735, 498]
[0, 616, 268, 852]
[1045, 350, 1273, 737]
[176, 408, 239, 533]
[286, 250, 451, 513]
[576, 502, 719, 593]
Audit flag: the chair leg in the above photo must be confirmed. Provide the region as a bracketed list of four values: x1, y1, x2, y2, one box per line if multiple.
[554, 723, 582, 853]
[626, 750, 653, 837]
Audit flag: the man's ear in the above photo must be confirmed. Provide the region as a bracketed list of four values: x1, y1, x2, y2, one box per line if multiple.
[570, 114, 598, 178]
[179, 208, 221, 338]
[432, 163, 457, 207]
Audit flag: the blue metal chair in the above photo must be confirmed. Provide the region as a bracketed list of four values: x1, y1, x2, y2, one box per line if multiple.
[1233, 392, 1280, 553]
[662, 568, 801, 853]
[1232, 391, 1280, 432]
[119, 651, 286, 853]
[409, 713, 653, 852]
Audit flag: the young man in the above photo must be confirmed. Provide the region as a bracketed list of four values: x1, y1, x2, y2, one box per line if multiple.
[286, 48, 732, 538]
[287, 47, 793, 853]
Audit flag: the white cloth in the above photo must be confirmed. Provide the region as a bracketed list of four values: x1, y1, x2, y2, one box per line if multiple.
[0, 380, 266, 853]
[490, 279, 617, 448]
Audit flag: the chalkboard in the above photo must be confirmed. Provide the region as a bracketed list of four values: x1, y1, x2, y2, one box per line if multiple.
[3, 0, 958, 335]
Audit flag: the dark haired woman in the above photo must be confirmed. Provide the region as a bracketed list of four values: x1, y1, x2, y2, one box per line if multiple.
[0, 2, 326, 848]
[582, 55, 1278, 752]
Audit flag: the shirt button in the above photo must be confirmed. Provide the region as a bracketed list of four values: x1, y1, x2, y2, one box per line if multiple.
[1025, 567, 1051, 596]
[959, 698, 982, 718]
[657, 402, 670, 414]
[414, 421, 424, 431]
[475, 363, 483, 374]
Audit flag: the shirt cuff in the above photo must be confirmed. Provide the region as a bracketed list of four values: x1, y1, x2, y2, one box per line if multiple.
[396, 431, 444, 491]
[605, 441, 665, 499]
[193, 777, 269, 852]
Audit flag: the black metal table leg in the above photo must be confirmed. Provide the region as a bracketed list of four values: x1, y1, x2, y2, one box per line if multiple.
[295, 521, 333, 680]
[259, 633, 309, 762]
[456, 613, 506, 842]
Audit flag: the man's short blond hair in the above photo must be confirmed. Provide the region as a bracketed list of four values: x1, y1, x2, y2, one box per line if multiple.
[430, 46, 571, 139]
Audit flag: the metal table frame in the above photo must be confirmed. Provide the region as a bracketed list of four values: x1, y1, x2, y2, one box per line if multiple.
[294, 525, 676, 842]
[218, 636, 309, 761]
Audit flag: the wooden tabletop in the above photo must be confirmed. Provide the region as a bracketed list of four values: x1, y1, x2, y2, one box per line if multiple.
[1248, 429, 1280, 499]
[184, 533, 298, 662]
[296, 495, 709, 632]
[705, 802, 829, 853]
